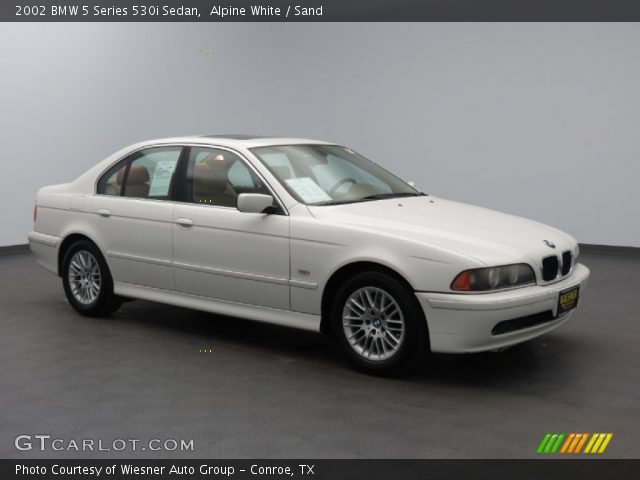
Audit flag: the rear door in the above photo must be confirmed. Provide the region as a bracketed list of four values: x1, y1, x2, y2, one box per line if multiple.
[93, 146, 183, 290]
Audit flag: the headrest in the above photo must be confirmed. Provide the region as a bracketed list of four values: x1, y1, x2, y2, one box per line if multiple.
[117, 165, 149, 185]
[127, 165, 150, 185]
[271, 165, 293, 180]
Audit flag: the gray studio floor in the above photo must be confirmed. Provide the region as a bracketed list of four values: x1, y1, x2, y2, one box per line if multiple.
[1, 250, 638, 459]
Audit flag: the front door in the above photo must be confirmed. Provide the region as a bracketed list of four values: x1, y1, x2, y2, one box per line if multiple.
[172, 146, 290, 310]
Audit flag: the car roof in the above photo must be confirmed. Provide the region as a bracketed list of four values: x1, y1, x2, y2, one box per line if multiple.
[138, 134, 333, 149]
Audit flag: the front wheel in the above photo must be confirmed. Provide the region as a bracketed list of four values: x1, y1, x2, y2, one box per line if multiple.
[330, 271, 429, 375]
[61, 240, 121, 317]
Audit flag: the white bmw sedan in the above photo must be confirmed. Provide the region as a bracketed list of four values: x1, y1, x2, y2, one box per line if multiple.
[29, 135, 590, 374]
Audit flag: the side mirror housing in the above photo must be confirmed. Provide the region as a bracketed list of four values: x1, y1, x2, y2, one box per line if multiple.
[237, 193, 275, 214]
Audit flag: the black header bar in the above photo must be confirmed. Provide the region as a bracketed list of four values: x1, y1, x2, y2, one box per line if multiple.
[4, 0, 640, 22]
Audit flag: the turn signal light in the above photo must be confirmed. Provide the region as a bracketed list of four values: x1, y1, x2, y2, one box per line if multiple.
[451, 270, 473, 290]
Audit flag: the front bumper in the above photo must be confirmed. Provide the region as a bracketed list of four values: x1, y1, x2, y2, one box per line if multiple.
[416, 263, 590, 353]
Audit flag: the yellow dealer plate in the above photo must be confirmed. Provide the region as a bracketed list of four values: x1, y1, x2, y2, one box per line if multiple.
[557, 286, 580, 316]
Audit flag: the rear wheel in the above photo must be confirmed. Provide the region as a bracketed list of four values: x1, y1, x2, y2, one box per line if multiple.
[330, 271, 429, 375]
[61, 240, 121, 317]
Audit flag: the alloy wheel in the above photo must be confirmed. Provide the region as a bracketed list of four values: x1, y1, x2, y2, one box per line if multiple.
[342, 286, 406, 362]
[68, 250, 102, 305]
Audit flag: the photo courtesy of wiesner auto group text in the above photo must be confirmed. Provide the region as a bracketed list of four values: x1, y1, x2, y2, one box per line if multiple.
[0, 0, 638, 479]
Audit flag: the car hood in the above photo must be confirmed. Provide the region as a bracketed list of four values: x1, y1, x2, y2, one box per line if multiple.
[307, 196, 576, 266]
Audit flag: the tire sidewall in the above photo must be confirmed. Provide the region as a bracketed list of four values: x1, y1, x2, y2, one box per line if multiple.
[62, 240, 115, 315]
[330, 271, 428, 374]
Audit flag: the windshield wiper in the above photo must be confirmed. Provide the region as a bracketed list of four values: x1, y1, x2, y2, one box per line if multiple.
[314, 191, 425, 206]
[313, 199, 362, 206]
[357, 192, 426, 201]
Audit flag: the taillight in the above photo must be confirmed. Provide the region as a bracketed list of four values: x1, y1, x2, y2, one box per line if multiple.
[33, 204, 38, 223]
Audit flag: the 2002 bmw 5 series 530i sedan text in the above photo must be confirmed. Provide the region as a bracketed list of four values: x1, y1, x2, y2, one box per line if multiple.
[29, 135, 590, 374]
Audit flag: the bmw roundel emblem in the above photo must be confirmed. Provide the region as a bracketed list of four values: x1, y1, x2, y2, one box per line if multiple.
[543, 240, 556, 249]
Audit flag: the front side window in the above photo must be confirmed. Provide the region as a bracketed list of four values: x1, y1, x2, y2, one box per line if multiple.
[185, 147, 269, 208]
[251, 144, 421, 205]
[97, 147, 181, 199]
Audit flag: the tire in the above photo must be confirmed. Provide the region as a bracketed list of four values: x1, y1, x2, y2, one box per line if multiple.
[330, 270, 429, 375]
[61, 240, 122, 317]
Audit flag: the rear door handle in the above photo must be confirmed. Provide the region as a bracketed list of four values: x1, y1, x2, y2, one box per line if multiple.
[176, 217, 193, 227]
[96, 209, 111, 217]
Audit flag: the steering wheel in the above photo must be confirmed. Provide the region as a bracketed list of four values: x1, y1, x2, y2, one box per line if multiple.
[329, 177, 357, 196]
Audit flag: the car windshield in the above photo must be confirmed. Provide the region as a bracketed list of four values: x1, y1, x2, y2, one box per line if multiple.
[250, 144, 423, 205]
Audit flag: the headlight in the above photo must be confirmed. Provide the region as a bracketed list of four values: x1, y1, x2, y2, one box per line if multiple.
[451, 264, 536, 291]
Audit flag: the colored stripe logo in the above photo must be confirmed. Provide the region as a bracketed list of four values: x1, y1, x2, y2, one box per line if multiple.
[537, 433, 613, 454]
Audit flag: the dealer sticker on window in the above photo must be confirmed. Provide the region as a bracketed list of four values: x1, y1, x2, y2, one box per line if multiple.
[285, 177, 332, 203]
[148, 159, 178, 197]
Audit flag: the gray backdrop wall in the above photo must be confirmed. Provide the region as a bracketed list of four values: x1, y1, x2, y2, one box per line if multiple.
[1, 23, 638, 248]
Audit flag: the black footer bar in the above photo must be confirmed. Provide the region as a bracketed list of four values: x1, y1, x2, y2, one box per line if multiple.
[3, 459, 638, 480]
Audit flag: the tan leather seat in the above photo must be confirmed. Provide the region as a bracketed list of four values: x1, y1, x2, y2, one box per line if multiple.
[118, 165, 150, 198]
[195, 163, 211, 174]
[192, 153, 237, 206]
[193, 167, 236, 207]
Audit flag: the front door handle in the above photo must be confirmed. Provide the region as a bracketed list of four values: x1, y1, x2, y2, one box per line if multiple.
[176, 217, 193, 227]
[96, 209, 111, 217]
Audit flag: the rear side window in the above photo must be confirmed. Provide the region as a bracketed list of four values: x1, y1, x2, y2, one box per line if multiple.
[99, 165, 126, 196]
[97, 147, 182, 199]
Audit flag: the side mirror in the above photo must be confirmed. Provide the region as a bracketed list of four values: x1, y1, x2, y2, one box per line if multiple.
[237, 193, 275, 214]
